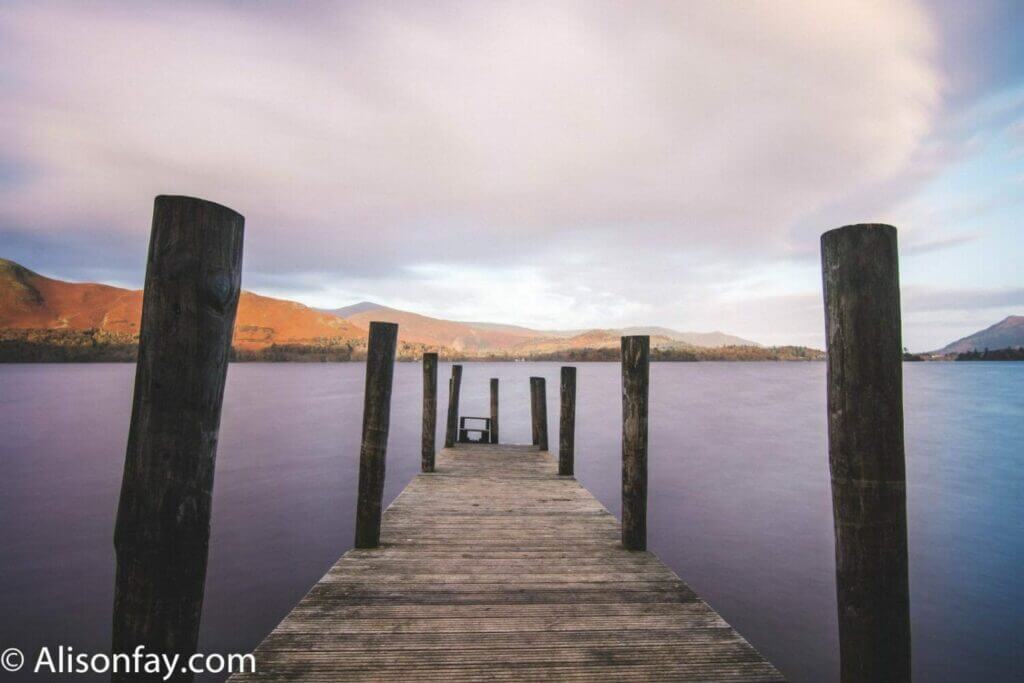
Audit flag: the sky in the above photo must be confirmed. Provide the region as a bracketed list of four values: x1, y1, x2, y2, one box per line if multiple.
[1, 0, 1022, 351]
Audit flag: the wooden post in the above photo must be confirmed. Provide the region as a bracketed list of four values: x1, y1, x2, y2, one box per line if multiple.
[444, 364, 463, 448]
[112, 196, 244, 676]
[535, 377, 549, 451]
[530, 378, 540, 445]
[354, 322, 399, 549]
[421, 353, 438, 473]
[621, 335, 649, 551]
[490, 378, 499, 444]
[559, 366, 577, 476]
[821, 224, 910, 683]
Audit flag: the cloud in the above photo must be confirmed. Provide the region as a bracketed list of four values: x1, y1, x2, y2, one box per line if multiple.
[902, 285, 1024, 312]
[16, 0, 1013, 353]
[0, 1, 940, 275]
[903, 232, 981, 255]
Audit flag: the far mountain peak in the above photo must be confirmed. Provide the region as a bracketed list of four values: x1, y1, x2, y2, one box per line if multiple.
[936, 315, 1024, 354]
[322, 301, 384, 318]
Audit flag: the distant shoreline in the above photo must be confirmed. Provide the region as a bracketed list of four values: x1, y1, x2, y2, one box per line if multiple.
[5, 328, 1020, 364]
[0, 353, 829, 364]
[0, 328, 826, 363]
[0, 335, 832, 363]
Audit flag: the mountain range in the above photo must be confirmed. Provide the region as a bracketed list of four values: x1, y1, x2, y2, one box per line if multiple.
[0, 258, 362, 351]
[0, 258, 769, 359]
[6, 257, 1016, 361]
[321, 302, 758, 353]
[935, 316, 1024, 354]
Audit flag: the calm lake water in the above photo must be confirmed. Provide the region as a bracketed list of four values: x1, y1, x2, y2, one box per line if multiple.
[1, 362, 1021, 681]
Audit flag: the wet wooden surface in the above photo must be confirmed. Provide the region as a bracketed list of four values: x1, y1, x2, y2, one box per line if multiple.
[232, 443, 784, 681]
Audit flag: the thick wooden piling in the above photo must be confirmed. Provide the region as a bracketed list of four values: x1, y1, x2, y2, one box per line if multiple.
[530, 378, 540, 445]
[621, 335, 649, 551]
[421, 353, 438, 473]
[112, 195, 244, 678]
[531, 377, 549, 451]
[444, 365, 463, 448]
[821, 224, 910, 683]
[559, 366, 577, 476]
[489, 378, 499, 444]
[354, 322, 399, 549]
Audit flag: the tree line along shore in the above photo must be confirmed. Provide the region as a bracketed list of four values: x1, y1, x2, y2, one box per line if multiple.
[0, 328, 825, 363]
[5, 327, 1019, 363]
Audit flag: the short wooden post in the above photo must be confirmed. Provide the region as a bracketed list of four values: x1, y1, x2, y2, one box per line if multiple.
[444, 364, 463, 448]
[535, 377, 549, 451]
[490, 378, 499, 444]
[421, 353, 438, 472]
[112, 196, 244, 675]
[821, 224, 910, 683]
[530, 378, 540, 445]
[559, 366, 577, 476]
[621, 335, 649, 551]
[354, 322, 399, 549]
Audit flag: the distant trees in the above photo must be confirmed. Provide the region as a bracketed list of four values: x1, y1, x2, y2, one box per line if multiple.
[1, 328, 828, 363]
[0, 328, 137, 362]
[955, 347, 1024, 361]
[902, 347, 925, 361]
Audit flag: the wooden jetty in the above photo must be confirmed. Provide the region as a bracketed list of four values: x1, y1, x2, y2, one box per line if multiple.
[112, 197, 908, 682]
[231, 443, 784, 681]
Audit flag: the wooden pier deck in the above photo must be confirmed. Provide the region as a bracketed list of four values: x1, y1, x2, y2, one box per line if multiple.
[233, 443, 783, 681]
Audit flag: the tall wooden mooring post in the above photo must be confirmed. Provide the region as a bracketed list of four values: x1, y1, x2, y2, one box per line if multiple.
[559, 366, 576, 476]
[444, 365, 463, 448]
[489, 378, 499, 444]
[113, 196, 244, 681]
[621, 336, 650, 552]
[822, 224, 910, 683]
[529, 376, 549, 451]
[354, 322, 399, 549]
[421, 352, 438, 472]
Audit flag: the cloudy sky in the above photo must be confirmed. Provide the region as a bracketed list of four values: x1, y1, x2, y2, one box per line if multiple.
[1, 0, 1022, 350]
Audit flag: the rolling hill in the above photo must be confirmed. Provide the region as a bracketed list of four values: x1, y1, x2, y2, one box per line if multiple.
[322, 304, 538, 352]
[2, 258, 809, 361]
[936, 316, 1024, 354]
[616, 326, 758, 348]
[323, 301, 760, 351]
[0, 258, 363, 351]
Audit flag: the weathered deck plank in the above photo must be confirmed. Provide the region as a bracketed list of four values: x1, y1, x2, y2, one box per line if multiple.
[231, 444, 784, 681]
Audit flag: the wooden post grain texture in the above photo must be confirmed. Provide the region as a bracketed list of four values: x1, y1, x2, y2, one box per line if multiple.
[559, 366, 577, 476]
[621, 335, 649, 551]
[421, 353, 438, 473]
[444, 365, 463, 448]
[490, 378, 499, 444]
[534, 377, 549, 451]
[821, 224, 910, 683]
[112, 195, 244, 679]
[354, 322, 399, 549]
